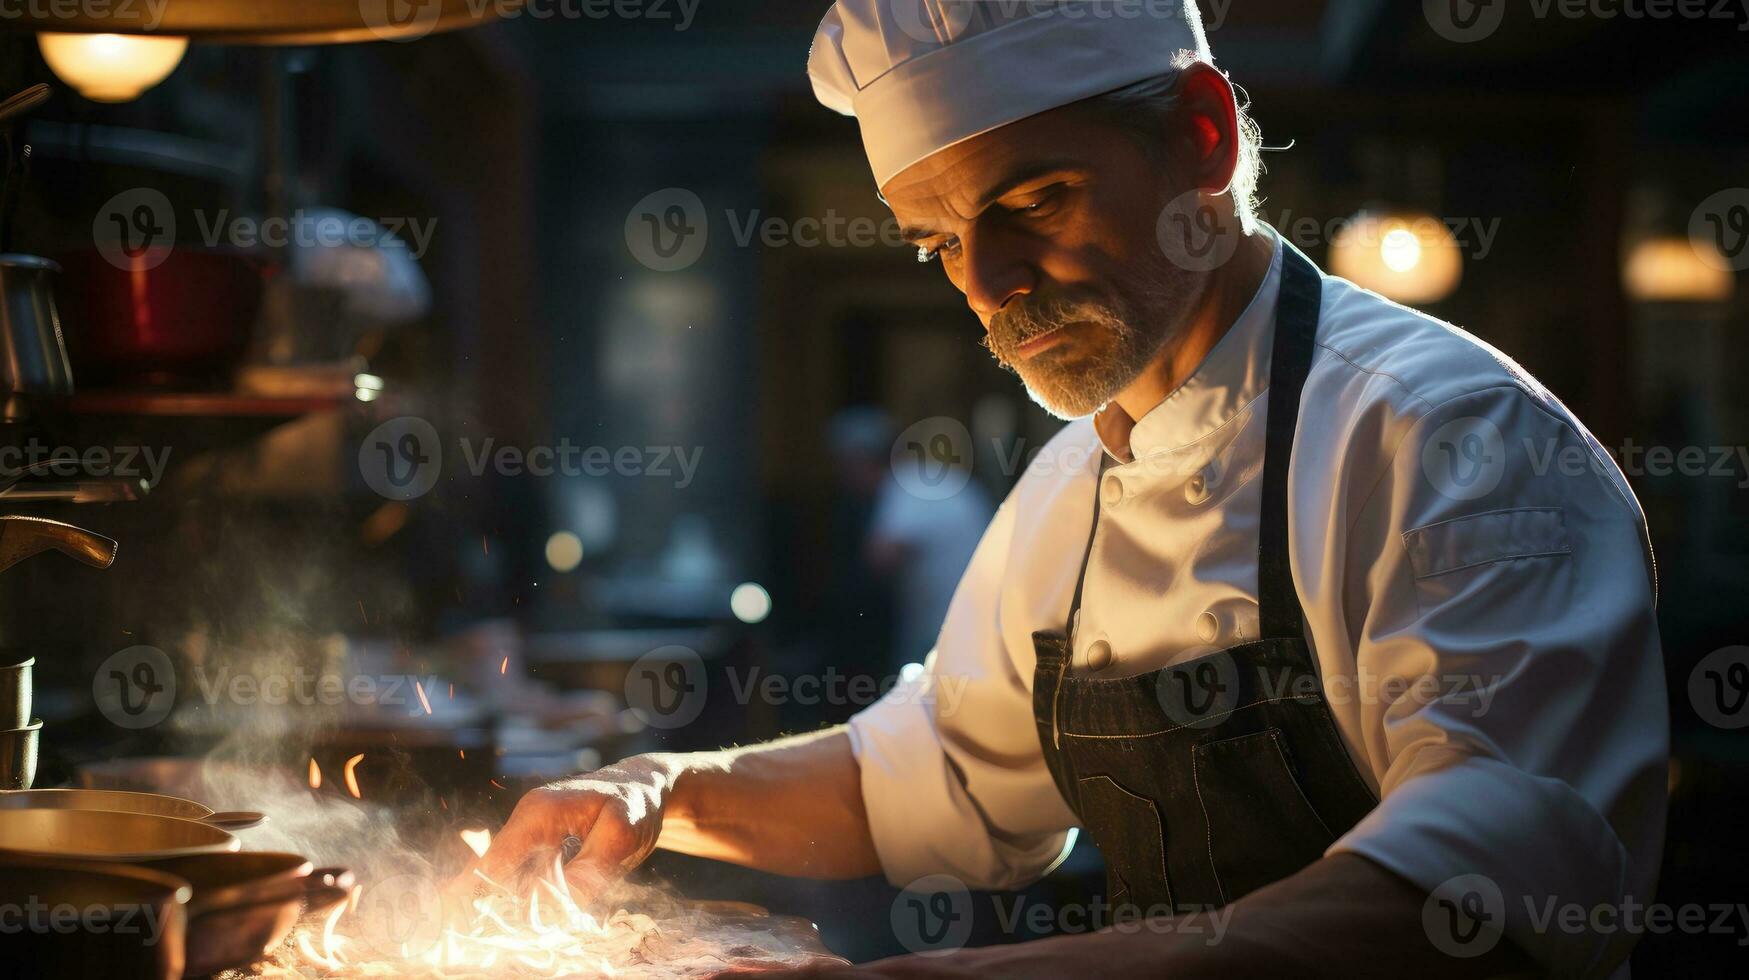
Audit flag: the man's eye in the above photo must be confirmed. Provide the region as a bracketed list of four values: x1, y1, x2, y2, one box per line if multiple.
[916, 240, 959, 264]
[1017, 192, 1061, 217]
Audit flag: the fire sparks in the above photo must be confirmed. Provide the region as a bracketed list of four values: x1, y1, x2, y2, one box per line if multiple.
[343, 753, 366, 799]
[309, 758, 323, 790]
[414, 679, 434, 715]
[500, 656, 509, 675]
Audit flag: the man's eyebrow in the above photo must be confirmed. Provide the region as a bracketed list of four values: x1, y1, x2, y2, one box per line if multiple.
[895, 157, 1086, 244]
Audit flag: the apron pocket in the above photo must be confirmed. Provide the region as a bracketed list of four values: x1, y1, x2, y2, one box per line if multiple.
[1193, 728, 1336, 904]
[1075, 775, 1171, 914]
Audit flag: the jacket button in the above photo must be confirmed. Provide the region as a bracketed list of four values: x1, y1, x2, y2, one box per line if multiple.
[1185, 460, 1221, 505]
[1084, 639, 1113, 671]
[1196, 610, 1220, 644]
[1101, 474, 1124, 508]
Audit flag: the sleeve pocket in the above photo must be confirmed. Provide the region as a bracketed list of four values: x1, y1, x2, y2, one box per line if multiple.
[1402, 507, 1571, 579]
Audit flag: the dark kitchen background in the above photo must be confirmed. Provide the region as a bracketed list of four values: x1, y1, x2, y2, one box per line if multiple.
[0, 1, 1744, 973]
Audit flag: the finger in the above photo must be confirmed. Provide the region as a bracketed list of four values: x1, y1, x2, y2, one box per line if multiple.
[567, 799, 645, 897]
[476, 791, 604, 891]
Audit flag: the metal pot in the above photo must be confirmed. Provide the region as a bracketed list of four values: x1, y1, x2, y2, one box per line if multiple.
[0, 788, 266, 831]
[0, 717, 39, 789]
[138, 852, 353, 976]
[0, 254, 74, 418]
[0, 807, 240, 861]
[0, 855, 190, 980]
[0, 652, 28, 730]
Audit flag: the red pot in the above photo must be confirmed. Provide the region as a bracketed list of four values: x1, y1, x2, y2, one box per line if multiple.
[56, 247, 267, 388]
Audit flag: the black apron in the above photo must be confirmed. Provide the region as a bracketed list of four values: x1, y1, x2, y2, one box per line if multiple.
[1031, 246, 1379, 915]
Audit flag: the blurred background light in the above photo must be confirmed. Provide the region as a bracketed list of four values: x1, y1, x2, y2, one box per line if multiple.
[729, 581, 771, 624]
[1624, 236, 1736, 303]
[544, 531, 584, 573]
[1330, 209, 1464, 304]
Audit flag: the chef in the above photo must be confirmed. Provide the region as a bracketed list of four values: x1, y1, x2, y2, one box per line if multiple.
[481, 2, 1668, 976]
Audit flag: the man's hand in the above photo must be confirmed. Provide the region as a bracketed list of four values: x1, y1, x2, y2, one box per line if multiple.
[473, 756, 677, 891]
[457, 728, 880, 905]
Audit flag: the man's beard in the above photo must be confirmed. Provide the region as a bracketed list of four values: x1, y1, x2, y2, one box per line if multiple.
[982, 265, 1191, 420]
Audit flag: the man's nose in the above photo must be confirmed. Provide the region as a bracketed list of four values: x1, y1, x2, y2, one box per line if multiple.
[961, 231, 1036, 320]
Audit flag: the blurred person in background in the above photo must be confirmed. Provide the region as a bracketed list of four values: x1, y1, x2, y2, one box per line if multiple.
[842, 407, 995, 675]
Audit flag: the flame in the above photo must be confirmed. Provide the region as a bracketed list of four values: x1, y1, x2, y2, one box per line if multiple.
[308, 757, 323, 790]
[343, 753, 365, 799]
[460, 828, 492, 858]
[283, 854, 664, 978]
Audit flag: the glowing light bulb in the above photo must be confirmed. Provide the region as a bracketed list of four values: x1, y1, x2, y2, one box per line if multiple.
[38, 32, 189, 103]
[1380, 227, 1423, 272]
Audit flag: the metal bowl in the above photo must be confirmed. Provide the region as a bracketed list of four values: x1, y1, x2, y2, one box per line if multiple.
[0, 807, 240, 861]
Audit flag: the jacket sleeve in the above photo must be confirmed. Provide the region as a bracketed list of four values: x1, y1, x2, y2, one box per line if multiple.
[1327, 384, 1668, 978]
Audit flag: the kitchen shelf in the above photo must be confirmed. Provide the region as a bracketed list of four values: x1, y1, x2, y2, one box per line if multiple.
[61, 390, 358, 419]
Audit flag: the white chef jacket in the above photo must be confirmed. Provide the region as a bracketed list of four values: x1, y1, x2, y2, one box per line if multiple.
[848, 232, 1668, 977]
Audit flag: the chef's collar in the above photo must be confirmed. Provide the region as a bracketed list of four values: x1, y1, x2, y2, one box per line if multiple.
[1094, 228, 1286, 463]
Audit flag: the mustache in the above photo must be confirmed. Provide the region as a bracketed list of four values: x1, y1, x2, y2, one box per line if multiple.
[983, 290, 1131, 362]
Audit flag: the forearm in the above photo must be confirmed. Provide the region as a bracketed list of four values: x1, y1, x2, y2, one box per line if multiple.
[1121, 854, 1537, 979]
[845, 854, 1538, 979]
[652, 725, 882, 880]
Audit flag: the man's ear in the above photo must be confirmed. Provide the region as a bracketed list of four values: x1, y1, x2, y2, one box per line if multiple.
[1170, 62, 1242, 195]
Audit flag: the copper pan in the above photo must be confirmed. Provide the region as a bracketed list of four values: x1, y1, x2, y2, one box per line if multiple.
[0, 855, 190, 979]
[0, 808, 240, 861]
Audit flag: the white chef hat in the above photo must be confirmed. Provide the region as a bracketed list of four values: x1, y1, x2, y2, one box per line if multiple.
[808, 1, 1213, 187]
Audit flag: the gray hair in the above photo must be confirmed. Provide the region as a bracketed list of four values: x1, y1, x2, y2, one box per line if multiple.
[1077, 65, 1265, 231]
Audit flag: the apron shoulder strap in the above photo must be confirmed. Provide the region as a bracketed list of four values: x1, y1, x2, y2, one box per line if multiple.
[1257, 246, 1324, 642]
